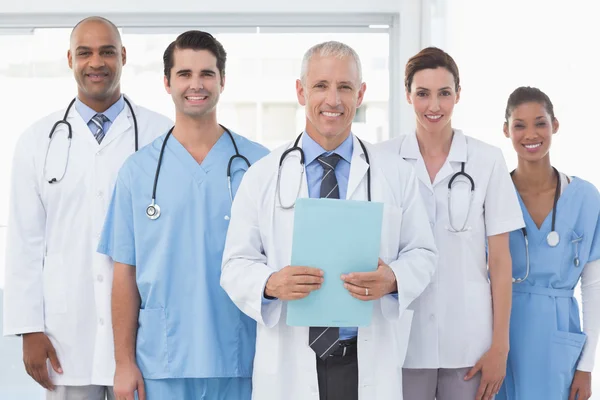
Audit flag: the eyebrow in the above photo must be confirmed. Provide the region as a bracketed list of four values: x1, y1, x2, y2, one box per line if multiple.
[75, 45, 118, 51]
[513, 116, 547, 122]
[415, 86, 452, 91]
[175, 68, 216, 75]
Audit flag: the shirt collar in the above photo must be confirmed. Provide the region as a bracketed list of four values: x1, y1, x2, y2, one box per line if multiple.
[302, 131, 354, 166]
[75, 95, 125, 124]
[400, 129, 467, 163]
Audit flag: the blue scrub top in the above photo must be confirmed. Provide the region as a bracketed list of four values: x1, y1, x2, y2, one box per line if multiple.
[499, 177, 600, 399]
[98, 130, 269, 380]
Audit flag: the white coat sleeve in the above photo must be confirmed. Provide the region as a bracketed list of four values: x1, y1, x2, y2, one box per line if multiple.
[484, 148, 525, 236]
[577, 259, 600, 372]
[382, 166, 438, 320]
[221, 170, 282, 328]
[3, 130, 47, 336]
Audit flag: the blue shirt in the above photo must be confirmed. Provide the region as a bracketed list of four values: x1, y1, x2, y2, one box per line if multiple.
[97, 130, 269, 379]
[75, 95, 125, 136]
[303, 132, 357, 340]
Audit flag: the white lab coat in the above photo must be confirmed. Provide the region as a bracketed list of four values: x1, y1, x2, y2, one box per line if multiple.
[2, 97, 172, 386]
[378, 131, 524, 369]
[221, 134, 438, 400]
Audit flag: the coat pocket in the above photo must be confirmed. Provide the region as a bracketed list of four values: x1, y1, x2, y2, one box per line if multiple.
[136, 308, 169, 378]
[550, 330, 586, 396]
[42, 254, 67, 314]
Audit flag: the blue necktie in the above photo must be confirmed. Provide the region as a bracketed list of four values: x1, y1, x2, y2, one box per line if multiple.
[91, 113, 109, 144]
[309, 153, 342, 359]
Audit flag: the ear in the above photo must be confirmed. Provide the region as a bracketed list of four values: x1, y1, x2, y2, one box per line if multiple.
[121, 46, 127, 66]
[552, 118, 559, 134]
[164, 75, 171, 94]
[67, 49, 73, 69]
[220, 74, 226, 93]
[405, 88, 412, 104]
[356, 82, 367, 107]
[455, 85, 461, 104]
[296, 79, 306, 106]
[503, 122, 510, 138]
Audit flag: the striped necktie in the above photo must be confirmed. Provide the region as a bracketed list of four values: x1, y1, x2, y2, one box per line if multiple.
[309, 153, 342, 359]
[91, 113, 109, 144]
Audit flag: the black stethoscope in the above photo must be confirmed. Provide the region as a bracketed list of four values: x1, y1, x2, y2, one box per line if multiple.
[146, 124, 251, 220]
[446, 162, 476, 233]
[275, 132, 371, 209]
[43, 97, 139, 184]
[511, 167, 564, 283]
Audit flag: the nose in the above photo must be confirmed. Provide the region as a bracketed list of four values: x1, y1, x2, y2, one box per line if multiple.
[189, 76, 204, 90]
[89, 52, 105, 69]
[324, 87, 341, 107]
[428, 96, 441, 112]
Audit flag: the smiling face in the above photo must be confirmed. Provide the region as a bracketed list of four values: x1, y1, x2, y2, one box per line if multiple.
[68, 19, 125, 108]
[296, 54, 366, 149]
[406, 67, 460, 135]
[504, 101, 559, 162]
[164, 48, 223, 121]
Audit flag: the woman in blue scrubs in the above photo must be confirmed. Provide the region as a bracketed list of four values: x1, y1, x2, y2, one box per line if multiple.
[499, 86, 600, 400]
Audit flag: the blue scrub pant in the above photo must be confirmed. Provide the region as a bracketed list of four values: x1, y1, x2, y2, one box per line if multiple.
[136, 378, 251, 400]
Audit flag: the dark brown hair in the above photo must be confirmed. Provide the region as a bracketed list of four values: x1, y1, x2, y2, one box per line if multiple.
[405, 47, 460, 92]
[163, 30, 227, 85]
[505, 86, 556, 122]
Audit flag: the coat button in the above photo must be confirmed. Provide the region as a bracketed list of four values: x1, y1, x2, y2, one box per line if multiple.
[99, 318, 105, 326]
[97, 275, 104, 282]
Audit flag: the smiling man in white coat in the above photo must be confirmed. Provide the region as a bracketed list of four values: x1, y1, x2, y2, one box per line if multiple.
[2, 16, 172, 400]
[220, 41, 438, 400]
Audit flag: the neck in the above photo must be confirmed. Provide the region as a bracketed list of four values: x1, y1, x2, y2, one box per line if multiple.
[172, 112, 222, 150]
[78, 90, 121, 113]
[415, 122, 453, 157]
[512, 155, 555, 192]
[305, 124, 351, 152]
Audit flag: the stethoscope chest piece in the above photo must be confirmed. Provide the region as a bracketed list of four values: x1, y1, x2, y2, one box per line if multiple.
[146, 202, 161, 220]
[546, 231, 560, 247]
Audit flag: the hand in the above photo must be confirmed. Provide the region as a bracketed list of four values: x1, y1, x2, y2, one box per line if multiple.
[22, 332, 62, 390]
[569, 370, 592, 400]
[464, 345, 508, 400]
[114, 362, 146, 400]
[341, 258, 397, 301]
[264, 266, 324, 300]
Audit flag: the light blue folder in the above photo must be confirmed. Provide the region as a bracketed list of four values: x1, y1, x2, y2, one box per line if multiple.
[286, 198, 384, 327]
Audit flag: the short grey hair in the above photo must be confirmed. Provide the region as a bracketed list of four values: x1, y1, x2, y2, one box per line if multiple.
[300, 41, 362, 85]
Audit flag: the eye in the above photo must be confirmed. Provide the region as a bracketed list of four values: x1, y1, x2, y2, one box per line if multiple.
[416, 91, 428, 97]
[315, 83, 326, 89]
[102, 50, 116, 56]
[513, 124, 525, 129]
[536, 122, 547, 127]
[441, 90, 451, 96]
[77, 51, 91, 56]
[340, 85, 352, 90]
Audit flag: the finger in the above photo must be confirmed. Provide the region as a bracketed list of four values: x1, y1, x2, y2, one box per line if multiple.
[491, 380, 502, 396]
[47, 346, 63, 374]
[291, 283, 321, 293]
[291, 266, 323, 276]
[138, 377, 146, 400]
[348, 291, 374, 302]
[464, 363, 482, 380]
[475, 382, 488, 400]
[482, 381, 495, 400]
[568, 386, 578, 400]
[293, 275, 324, 285]
[34, 366, 54, 390]
[342, 271, 380, 283]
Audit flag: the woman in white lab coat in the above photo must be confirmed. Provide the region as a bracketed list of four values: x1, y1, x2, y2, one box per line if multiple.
[2, 17, 172, 399]
[220, 41, 438, 400]
[379, 47, 524, 400]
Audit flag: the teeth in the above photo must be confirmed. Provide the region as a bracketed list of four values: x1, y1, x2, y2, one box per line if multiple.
[426, 115, 442, 120]
[524, 143, 541, 149]
[322, 112, 341, 117]
[187, 96, 207, 100]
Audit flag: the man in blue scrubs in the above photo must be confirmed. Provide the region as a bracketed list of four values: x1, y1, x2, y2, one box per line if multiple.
[97, 31, 268, 400]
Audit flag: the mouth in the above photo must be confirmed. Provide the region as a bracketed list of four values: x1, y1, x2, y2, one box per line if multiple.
[523, 142, 542, 152]
[321, 111, 343, 118]
[86, 73, 109, 82]
[425, 114, 443, 122]
[185, 95, 208, 104]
